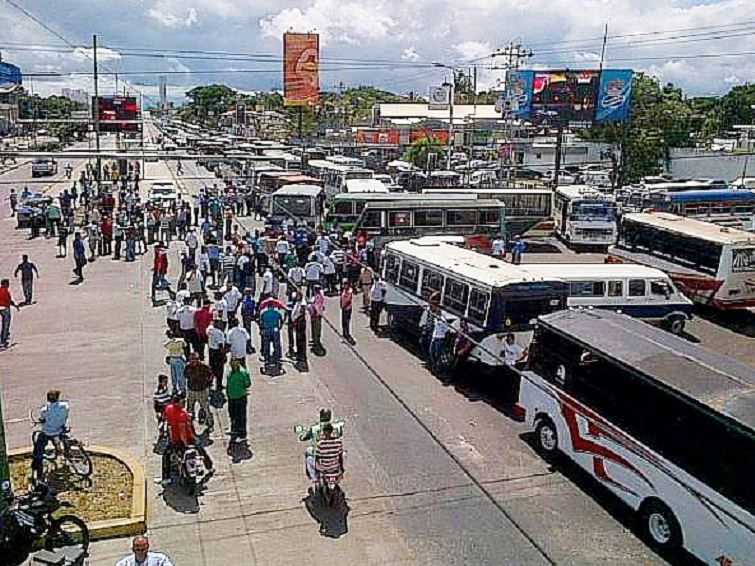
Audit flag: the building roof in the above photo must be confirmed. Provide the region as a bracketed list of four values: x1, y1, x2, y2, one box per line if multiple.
[623, 212, 755, 245]
[385, 239, 559, 288]
[377, 103, 501, 121]
[539, 309, 755, 431]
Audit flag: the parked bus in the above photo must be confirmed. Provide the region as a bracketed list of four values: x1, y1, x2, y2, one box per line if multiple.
[553, 185, 618, 248]
[267, 184, 325, 230]
[518, 309, 754, 564]
[645, 179, 728, 193]
[354, 199, 506, 250]
[521, 263, 694, 334]
[257, 171, 322, 194]
[307, 159, 374, 196]
[647, 189, 755, 231]
[423, 188, 553, 236]
[343, 178, 390, 194]
[325, 154, 366, 168]
[382, 239, 568, 367]
[325, 193, 477, 232]
[609, 212, 755, 309]
[261, 150, 301, 171]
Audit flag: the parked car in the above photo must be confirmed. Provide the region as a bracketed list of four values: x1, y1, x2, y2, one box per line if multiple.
[31, 158, 58, 178]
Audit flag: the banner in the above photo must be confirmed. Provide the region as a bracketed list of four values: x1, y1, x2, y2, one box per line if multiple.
[595, 69, 633, 122]
[428, 84, 451, 110]
[283, 33, 320, 107]
[505, 70, 534, 118]
[0, 62, 22, 87]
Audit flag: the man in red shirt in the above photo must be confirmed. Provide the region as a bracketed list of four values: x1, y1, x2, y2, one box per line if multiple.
[151, 244, 171, 301]
[193, 300, 213, 360]
[100, 215, 113, 256]
[0, 279, 20, 348]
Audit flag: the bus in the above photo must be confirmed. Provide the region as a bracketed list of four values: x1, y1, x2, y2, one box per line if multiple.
[343, 178, 390, 194]
[325, 154, 365, 168]
[521, 263, 694, 334]
[257, 171, 322, 194]
[645, 179, 728, 193]
[382, 239, 568, 367]
[354, 199, 506, 250]
[553, 185, 618, 248]
[325, 193, 477, 232]
[422, 188, 553, 236]
[307, 160, 375, 196]
[261, 150, 301, 171]
[609, 212, 755, 309]
[267, 184, 325, 229]
[518, 309, 754, 564]
[647, 189, 755, 232]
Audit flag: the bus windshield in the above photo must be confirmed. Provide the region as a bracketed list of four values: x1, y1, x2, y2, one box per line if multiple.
[273, 196, 312, 217]
[572, 201, 615, 220]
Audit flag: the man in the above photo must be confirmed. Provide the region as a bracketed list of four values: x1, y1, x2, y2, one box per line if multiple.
[160, 394, 202, 485]
[31, 390, 70, 481]
[185, 228, 199, 262]
[72, 232, 87, 281]
[206, 322, 226, 390]
[0, 279, 20, 348]
[315, 423, 344, 481]
[219, 246, 236, 286]
[491, 235, 505, 259]
[206, 240, 221, 288]
[502, 333, 528, 368]
[359, 265, 374, 311]
[298, 408, 344, 481]
[151, 244, 169, 301]
[193, 300, 213, 360]
[304, 258, 323, 298]
[511, 236, 526, 265]
[226, 358, 251, 443]
[164, 331, 187, 394]
[287, 263, 305, 297]
[101, 215, 113, 256]
[340, 281, 354, 344]
[14, 254, 40, 305]
[307, 285, 325, 354]
[430, 312, 451, 375]
[239, 288, 256, 353]
[115, 536, 173, 566]
[186, 265, 204, 305]
[259, 301, 283, 367]
[176, 299, 199, 357]
[261, 266, 274, 297]
[222, 283, 243, 326]
[291, 292, 308, 365]
[226, 319, 251, 367]
[275, 235, 290, 267]
[184, 353, 214, 431]
[369, 276, 387, 331]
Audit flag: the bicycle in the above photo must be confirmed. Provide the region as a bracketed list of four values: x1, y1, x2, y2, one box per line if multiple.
[30, 411, 93, 479]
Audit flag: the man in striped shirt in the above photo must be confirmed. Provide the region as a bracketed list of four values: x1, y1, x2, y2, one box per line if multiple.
[315, 423, 344, 478]
[219, 247, 237, 287]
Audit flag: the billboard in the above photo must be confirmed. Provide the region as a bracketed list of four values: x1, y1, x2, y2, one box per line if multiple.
[0, 62, 22, 87]
[94, 96, 140, 132]
[428, 84, 451, 111]
[505, 69, 632, 123]
[283, 33, 320, 107]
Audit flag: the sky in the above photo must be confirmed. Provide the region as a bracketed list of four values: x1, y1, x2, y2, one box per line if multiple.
[2, 0, 755, 103]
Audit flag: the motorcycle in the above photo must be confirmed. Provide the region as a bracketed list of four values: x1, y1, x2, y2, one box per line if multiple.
[295, 421, 345, 507]
[170, 443, 208, 496]
[0, 483, 89, 566]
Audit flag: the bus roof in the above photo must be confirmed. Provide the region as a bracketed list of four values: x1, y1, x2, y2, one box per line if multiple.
[386, 239, 558, 288]
[344, 179, 389, 193]
[333, 192, 477, 202]
[272, 184, 323, 197]
[423, 188, 553, 196]
[554, 185, 613, 200]
[363, 198, 502, 210]
[523, 263, 671, 279]
[623, 212, 755, 245]
[539, 309, 755, 431]
[662, 189, 755, 202]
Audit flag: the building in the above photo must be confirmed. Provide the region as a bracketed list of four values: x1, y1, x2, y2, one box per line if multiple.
[0, 58, 22, 135]
[61, 88, 89, 107]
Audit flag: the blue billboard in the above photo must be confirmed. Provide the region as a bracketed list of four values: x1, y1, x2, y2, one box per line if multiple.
[505, 70, 534, 118]
[595, 69, 633, 122]
[0, 62, 22, 87]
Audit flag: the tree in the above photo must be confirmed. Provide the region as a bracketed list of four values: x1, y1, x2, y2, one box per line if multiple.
[180, 84, 238, 126]
[403, 136, 444, 170]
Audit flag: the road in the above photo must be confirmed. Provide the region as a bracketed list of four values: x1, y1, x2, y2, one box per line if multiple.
[1, 125, 751, 564]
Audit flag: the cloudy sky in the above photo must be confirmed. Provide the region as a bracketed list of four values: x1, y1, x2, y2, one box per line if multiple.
[2, 0, 755, 102]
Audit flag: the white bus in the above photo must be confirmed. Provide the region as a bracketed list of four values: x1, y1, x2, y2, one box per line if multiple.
[521, 263, 694, 334]
[609, 212, 755, 309]
[267, 184, 325, 229]
[343, 178, 390, 194]
[518, 309, 754, 564]
[382, 239, 568, 367]
[553, 185, 618, 248]
[307, 159, 374, 197]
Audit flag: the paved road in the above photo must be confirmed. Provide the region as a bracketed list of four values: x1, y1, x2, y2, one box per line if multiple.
[2, 127, 750, 564]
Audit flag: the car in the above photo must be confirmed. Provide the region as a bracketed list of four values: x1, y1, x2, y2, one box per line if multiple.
[16, 193, 52, 228]
[148, 181, 179, 206]
[31, 158, 57, 178]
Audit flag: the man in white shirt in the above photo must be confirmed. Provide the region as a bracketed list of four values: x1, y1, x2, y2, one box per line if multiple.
[175, 288, 190, 305]
[115, 536, 173, 566]
[429, 314, 451, 374]
[186, 265, 204, 303]
[502, 333, 527, 367]
[275, 236, 290, 267]
[316, 234, 330, 255]
[206, 323, 226, 390]
[211, 291, 228, 331]
[369, 277, 388, 331]
[226, 320, 251, 366]
[491, 235, 505, 258]
[165, 298, 181, 337]
[177, 301, 199, 357]
[223, 284, 243, 324]
[185, 229, 199, 262]
[261, 266, 274, 297]
[304, 259, 323, 298]
[321, 255, 336, 294]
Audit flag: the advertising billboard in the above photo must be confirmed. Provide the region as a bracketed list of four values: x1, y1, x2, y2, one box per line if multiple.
[505, 69, 632, 123]
[0, 62, 22, 87]
[428, 84, 451, 111]
[94, 96, 140, 132]
[283, 33, 320, 107]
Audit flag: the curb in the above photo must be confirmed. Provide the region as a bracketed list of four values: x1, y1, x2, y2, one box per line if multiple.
[8, 444, 147, 541]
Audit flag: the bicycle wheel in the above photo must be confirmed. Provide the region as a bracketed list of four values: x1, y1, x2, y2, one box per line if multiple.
[32, 431, 57, 462]
[45, 514, 90, 553]
[64, 438, 93, 478]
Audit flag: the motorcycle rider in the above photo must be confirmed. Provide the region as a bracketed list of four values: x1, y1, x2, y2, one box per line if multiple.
[315, 423, 344, 480]
[64, 163, 73, 179]
[298, 408, 343, 480]
[160, 394, 213, 486]
[31, 390, 70, 482]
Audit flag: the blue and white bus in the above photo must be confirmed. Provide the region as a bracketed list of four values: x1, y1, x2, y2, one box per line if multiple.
[648, 189, 755, 232]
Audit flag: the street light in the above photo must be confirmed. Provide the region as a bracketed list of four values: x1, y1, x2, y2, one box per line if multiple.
[432, 62, 456, 170]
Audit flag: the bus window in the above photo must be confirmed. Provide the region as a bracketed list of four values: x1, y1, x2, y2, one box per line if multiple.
[362, 210, 381, 228]
[384, 253, 400, 283]
[389, 211, 412, 227]
[443, 277, 469, 316]
[421, 269, 444, 300]
[480, 209, 501, 225]
[628, 279, 646, 297]
[399, 261, 420, 292]
[414, 210, 443, 227]
[569, 281, 605, 297]
[333, 201, 353, 216]
[650, 280, 671, 297]
[447, 210, 478, 226]
[468, 288, 490, 327]
[607, 281, 623, 297]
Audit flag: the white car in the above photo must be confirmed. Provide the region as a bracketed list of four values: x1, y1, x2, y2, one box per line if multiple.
[149, 181, 179, 206]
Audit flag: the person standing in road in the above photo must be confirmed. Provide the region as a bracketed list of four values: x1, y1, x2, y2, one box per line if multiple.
[511, 236, 526, 265]
[359, 265, 374, 312]
[226, 358, 251, 444]
[193, 299, 213, 360]
[151, 244, 170, 301]
[115, 536, 174, 566]
[340, 280, 355, 344]
[0, 279, 20, 348]
[258, 302, 283, 367]
[56, 223, 69, 258]
[164, 331, 187, 394]
[185, 228, 199, 263]
[491, 235, 505, 259]
[184, 353, 214, 432]
[308, 284, 325, 354]
[177, 299, 199, 357]
[72, 232, 87, 282]
[226, 319, 251, 367]
[14, 255, 39, 305]
[206, 322, 226, 391]
[291, 292, 308, 366]
[369, 276, 387, 332]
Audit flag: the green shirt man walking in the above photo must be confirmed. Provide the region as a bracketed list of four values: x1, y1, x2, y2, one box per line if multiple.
[226, 358, 251, 443]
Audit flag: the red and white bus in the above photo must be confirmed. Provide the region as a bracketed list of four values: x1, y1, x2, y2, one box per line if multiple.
[517, 309, 754, 564]
[608, 212, 755, 309]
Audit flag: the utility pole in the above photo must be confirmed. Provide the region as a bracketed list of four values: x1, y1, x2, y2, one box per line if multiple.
[447, 76, 454, 170]
[92, 34, 101, 182]
[0, 384, 11, 510]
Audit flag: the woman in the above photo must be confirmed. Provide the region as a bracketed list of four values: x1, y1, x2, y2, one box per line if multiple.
[339, 281, 354, 344]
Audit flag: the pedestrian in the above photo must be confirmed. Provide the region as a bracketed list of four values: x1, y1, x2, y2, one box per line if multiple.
[185, 353, 214, 431]
[14, 254, 39, 305]
[222, 283, 243, 327]
[151, 244, 170, 301]
[0, 279, 20, 348]
[275, 235, 290, 267]
[163, 332, 187, 394]
[359, 265, 374, 311]
[206, 322, 226, 390]
[226, 319, 251, 367]
[291, 292, 307, 365]
[177, 299, 199, 357]
[86, 222, 100, 262]
[369, 276, 387, 331]
[304, 258, 323, 298]
[226, 358, 251, 443]
[185, 228, 199, 262]
[186, 265, 204, 305]
[115, 535, 174, 566]
[113, 222, 124, 260]
[491, 234, 505, 259]
[340, 280, 354, 344]
[511, 236, 526, 265]
[56, 223, 69, 258]
[101, 215, 113, 255]
[239, 289, 256, 354]
[430, 312, 451, 375]
[308, 284, 325, 354]
[165, 297, 181, 339]
[259, 302, 283, 367]
[322, 254, 336, 294]
[193, 299, 213, 360]
[72, 232, 87, 281]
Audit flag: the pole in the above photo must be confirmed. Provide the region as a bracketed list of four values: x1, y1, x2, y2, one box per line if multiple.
[447, 75, 454, 170]
[553, 122, 564, 187]
[92, 34, 101, 182]
[0, 385, 12, 510]
[598, 23, 609, 75]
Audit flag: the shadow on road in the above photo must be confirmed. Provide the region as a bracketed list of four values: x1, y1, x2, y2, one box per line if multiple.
[161, 483, 200, 514]
[695, 305, 755, 337]
[302, 488, 349, 538]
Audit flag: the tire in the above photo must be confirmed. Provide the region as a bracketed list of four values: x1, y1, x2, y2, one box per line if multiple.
[45, 514, 90, 553]
[665, 316, 685, 335]
[639, 499, 682, 552]
[534, 416, 559, 458]
[64, 438, 93, 478]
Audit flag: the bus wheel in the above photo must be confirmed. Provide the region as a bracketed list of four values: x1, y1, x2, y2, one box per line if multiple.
[534, 416, 558, 457]
[665, 316, 685, 335]
[639, 499, 682, 552]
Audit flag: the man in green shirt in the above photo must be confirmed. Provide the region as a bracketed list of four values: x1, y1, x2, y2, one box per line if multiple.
[226, 358, 251, 443]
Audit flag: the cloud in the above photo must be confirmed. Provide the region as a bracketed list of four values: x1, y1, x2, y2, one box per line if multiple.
[573, 51, 601, 62]
[71, 47, 122, 62]
[147, 2, 199, 28]
[401, 47, 421, 62]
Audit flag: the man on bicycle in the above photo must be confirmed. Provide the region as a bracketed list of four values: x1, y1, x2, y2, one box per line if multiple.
[31, 390, 70, 481]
